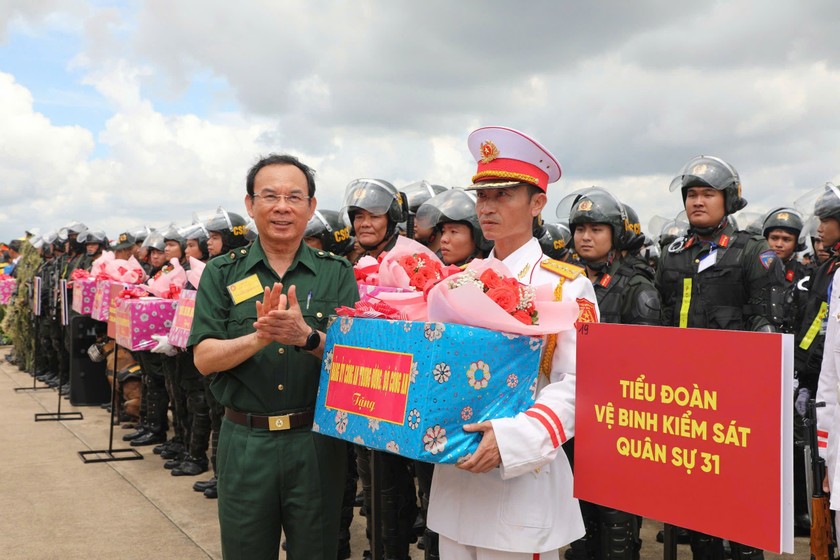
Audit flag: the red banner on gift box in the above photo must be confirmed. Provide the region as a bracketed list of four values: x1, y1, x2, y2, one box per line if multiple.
[575, 323, 793, 554]
[325, 344, 413, 425]
[168, 289, 196, 348]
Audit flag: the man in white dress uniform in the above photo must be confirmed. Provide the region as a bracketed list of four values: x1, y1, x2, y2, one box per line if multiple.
[427, 126, 600, 560]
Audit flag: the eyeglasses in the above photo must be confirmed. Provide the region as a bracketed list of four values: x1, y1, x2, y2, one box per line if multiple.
[252, 193, 311, 207]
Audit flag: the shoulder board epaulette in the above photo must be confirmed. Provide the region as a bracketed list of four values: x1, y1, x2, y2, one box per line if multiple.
[315, 249, 352, 267]
[540, 259, 584, 280]
[220, 246, 249, 265]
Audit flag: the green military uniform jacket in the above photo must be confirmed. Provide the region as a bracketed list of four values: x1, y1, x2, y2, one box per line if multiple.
[188, 238, 359, 414]
[655, 221, 779, 332]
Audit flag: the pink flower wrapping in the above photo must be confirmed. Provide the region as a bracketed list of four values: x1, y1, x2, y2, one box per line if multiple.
[426, 257, 579, 336]
[145, 258, 187, 299]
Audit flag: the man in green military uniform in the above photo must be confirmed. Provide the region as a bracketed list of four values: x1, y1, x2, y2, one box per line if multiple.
[656, 155, 779, 560]
[190, 153, 358, 560]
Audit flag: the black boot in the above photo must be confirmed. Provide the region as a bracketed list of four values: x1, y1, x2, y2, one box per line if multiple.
[172, 455, 209, 476]
[193, 476, 216, 492]
[131, 430, 166, 446]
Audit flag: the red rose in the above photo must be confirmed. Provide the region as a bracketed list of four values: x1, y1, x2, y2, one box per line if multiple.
[399, 255, 419, 272]
[480, 269, 503, 289]
[486, 285, 519, 313]
[411, 267, 437, 290]
[512, 310, 533, 325]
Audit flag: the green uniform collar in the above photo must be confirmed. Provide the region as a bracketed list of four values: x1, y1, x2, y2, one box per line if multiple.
[240, 238, 319, 278]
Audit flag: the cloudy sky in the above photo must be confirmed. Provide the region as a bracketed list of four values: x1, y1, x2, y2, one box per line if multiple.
[2, 0, 839, 244]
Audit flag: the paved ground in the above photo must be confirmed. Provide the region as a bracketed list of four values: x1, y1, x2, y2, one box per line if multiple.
[0, 346, 809, 559]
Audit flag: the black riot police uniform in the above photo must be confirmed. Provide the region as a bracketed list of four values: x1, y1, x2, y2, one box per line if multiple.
[566, 188, 660, 560]
[342, 179, 419, 560]
[656, 156, 779, 560]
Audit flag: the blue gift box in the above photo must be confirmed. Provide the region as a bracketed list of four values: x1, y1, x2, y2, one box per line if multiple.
[313, 317, 543, 463]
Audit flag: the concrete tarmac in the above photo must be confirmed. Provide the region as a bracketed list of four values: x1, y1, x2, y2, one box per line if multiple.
[0, 346, 809, 559]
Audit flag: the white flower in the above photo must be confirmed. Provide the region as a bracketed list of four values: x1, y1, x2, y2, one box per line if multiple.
[403, 322, 413, 332]
[323, 350, 333, 372]
[466, 360, 491, 390]
[312, 421, 320, 432]
[506, 374, 519, 389]
[368, 418, 380, 432]
[335, 411, 348, 434]
[433, 363, 451, 384]
[339, 316, 354, 334]
[410, 361, 418, 384]
[423, 425, 447, 455]
[461, 406, 473, 421]
[353, 436, 365, 445]
[501, 332, 518, 340]
[528, 337, 542, 351]
[424, 322, 445, 342]
[386, 441, 400, 454]
[408, 409, 421, 429]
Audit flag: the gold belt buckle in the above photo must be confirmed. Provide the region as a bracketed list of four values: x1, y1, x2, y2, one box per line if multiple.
[268, 414, 291, 431]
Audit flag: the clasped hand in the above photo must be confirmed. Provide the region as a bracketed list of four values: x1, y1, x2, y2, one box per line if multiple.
[253, 283, 310, 346]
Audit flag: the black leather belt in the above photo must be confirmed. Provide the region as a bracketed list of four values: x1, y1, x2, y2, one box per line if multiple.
[224, 408, 314, 431]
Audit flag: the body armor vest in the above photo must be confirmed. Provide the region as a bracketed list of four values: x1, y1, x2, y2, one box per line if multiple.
[660, 233, 750, 330]
[594, 258, 656, 325]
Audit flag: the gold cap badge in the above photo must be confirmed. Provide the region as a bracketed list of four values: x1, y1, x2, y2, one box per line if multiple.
[479, 141, 500, 164]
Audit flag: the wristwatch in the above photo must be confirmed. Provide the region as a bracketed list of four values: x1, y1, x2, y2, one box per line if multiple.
[296, 327, 320, 352]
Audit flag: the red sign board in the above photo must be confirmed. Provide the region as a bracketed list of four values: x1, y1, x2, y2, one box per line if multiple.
[575, 323, 793, 553]
[325, 344, 413, 425]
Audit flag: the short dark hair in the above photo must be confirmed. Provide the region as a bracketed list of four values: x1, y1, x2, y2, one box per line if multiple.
[246, 154, 316, 197]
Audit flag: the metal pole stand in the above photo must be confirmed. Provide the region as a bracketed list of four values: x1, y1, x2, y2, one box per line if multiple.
[34, 372, 83, 422]
[662, 523, 677, 560]
[369, 450, 384, 560]
[79, 343, 142, 463]
[14, 377, 52, 393]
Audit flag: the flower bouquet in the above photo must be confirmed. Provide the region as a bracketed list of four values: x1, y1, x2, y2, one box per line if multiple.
[427, 258, 579, 336]
[91, 251, 148, 284]
[350, 237, 459, 321]
[186, 257, 205, 289]
[145, 258, 187, 299]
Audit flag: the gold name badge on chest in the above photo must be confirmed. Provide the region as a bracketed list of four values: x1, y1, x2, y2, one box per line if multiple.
[227, 274, 264, 305]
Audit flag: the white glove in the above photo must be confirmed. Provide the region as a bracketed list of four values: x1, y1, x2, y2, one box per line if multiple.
[795, 387, 811, 418]
[150, 334, 177, 357]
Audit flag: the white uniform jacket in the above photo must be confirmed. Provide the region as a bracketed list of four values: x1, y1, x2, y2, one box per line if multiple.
[816, 271, 840, 510]
[428, 238, 599, 553]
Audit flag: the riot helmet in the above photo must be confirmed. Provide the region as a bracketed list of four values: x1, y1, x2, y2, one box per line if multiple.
[78, 229, 108, 246]
[304, 210, 353, 255]
[244, 218, 257, 242]
[622, 203, 645, 253]
[568, 188, 630, 250]
[669, 155, 746, 215]
[537, 222, 572, 260]
[762, 207, 804, 239]
[204, 207, 250, 253]
[181, 223, 210, 261]
[62, 221, 88, 254]
[141, 231, 166, 252]
[161, 224, 186, 252]
[415, 188, 492, 254]
[341, 179, 407, 249]
[129, 225, 151, 243]
[649, 214, 689, 249]
[810, 183, 840, 222]
[401, 181, 448, 213]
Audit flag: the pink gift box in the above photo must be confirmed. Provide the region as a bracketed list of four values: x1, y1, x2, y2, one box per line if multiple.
[71, 278, 97, 315]
[168, 289, 196, 349]
[114, 297, 178, 351]
[0, 278, 15, 305]
[92, 280, 134, 322]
